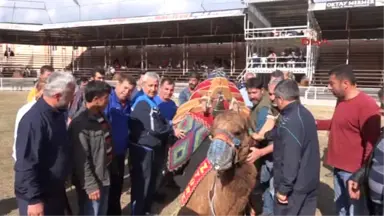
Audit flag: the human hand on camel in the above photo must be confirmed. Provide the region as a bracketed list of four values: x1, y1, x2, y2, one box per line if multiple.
[88, 189, 100, 201]
[174, 128, 186, 139]
[276, 192, 288, 204]
[246, 147, 264, 164]
[28, 202, 44, 216]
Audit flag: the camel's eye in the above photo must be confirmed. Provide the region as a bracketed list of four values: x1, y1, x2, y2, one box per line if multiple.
[233, 131, 242, 137]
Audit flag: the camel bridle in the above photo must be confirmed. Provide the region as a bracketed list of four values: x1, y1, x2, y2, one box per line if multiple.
[208, 129, 247, 216]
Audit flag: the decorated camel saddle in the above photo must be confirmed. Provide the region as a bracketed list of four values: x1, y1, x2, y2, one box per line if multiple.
[167, 77, 250, 172]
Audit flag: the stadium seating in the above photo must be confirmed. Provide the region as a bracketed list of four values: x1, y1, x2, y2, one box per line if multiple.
[312, 40, 384, 88]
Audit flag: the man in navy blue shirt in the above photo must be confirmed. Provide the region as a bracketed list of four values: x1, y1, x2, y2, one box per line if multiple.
[14, 71, 76, 216]
[104, 74, 136, 215]
[154, 77, 177, 124]
[272, 80, 320, 215]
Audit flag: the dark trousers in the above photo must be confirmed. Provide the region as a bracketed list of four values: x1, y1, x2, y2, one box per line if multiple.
[130, 143, 165, 215]
[274, 189, 317, 216]
[369, 202, 383, 216]
[107, 154, 126, 215]
[17, 189, 66, 216]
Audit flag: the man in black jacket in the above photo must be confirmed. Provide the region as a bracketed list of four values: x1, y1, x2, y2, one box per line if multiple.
[14, 72, 76, 216]
[272, 80, 320, 216]
[129, 72, 174, 215]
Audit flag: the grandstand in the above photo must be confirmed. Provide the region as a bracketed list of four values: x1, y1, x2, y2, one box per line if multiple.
[0, 0, 383, 87]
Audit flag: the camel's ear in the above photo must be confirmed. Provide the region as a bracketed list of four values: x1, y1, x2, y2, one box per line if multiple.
[229, 98, 240, 112]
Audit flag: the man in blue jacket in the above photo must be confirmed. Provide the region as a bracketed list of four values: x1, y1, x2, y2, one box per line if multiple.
[14, 72, 76, 216]
[104, 74, 136, 215]
[129, 72, 175, 215]
[272, 80, 320, 215]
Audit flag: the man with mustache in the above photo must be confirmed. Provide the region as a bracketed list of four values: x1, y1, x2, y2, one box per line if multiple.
[178, 72, 200, 106]
[246, 76, 277, 216]
[317, 64, 380, 216]
[129, 72, 175, 215]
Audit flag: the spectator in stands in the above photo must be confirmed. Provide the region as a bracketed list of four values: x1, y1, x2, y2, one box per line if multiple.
[27, 65, 53, 102]
[154, 77, 178, 124]
[104, 74, 136, 216]
[13, 78, 46, 161]
[68, 66, 105, 124]
[348, 88, 384, 216]
[240, 72, 256, 108]
[267, 50, 277, 68]
[15, 72, 76, 216]
[251, 53, 260, 68]
[70, 81, 112, 216]
[273, 80, 320, 216]
[129, 72, 173, 215]
[178, 72, 200, 106]
[316, 64, 381, 216]
[378, 88, 384, 110]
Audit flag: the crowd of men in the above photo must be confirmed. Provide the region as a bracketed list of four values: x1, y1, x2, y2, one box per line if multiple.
[12, 64, 383, 216]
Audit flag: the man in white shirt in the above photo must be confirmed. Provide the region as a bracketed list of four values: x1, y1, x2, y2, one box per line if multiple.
[13, 79, 46, 161]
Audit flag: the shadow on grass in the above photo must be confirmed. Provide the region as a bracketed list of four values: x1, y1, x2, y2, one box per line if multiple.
[317, 181, 335, 216]
[0, 197, 17, 215]
[122, 179, 181, 215]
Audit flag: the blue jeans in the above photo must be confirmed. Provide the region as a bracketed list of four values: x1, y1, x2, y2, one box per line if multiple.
[334, 168, 367, 216]
[78, 186, 109, 216]
[260, 160, 274, 215]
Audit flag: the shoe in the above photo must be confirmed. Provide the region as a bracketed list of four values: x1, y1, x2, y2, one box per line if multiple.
[153, 193, 167, 203]
[145, 212, 159, 216]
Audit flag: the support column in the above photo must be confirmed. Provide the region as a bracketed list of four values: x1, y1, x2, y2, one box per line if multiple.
[182, 38, 186, 75]
[230, 36, 234, 76]
[346, 10, 351, 65]
[140, 40, 144, 71]
[186, 38, 189, 73]
[144, 40, 148, 71]
[103, 41, 107, 68]
[305, 11, 312, 81]
[71, 45, 75, 73]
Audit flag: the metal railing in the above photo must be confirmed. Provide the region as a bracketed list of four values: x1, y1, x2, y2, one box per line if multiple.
[244, 26, 309, 40]
[0, 77, 189, 91]
[0, 78, 380, 106]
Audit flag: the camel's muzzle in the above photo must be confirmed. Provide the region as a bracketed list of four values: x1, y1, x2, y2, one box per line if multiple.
[207, 139, 235, 171]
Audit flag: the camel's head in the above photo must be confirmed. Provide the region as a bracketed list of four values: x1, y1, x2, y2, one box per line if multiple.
[207, 111, 252, 173]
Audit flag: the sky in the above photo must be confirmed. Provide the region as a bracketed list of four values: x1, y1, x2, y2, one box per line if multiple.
[0, 0, 245, 24]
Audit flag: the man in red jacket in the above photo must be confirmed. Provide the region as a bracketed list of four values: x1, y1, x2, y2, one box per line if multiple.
[316, 64, 381, 216]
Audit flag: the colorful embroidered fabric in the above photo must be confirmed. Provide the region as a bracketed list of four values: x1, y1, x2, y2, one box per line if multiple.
[167, 113, 212, 171]
[180, 158, 213, 206]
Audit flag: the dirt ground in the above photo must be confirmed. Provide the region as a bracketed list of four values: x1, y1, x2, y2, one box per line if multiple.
[0, 91, 336, 215]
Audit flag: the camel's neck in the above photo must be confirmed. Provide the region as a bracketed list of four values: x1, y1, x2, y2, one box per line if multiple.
[211, 163, 257, 215]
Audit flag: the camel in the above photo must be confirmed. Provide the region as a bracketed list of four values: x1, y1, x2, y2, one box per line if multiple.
[176, 111, 257, 216]
[164, 77, 258, 215]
